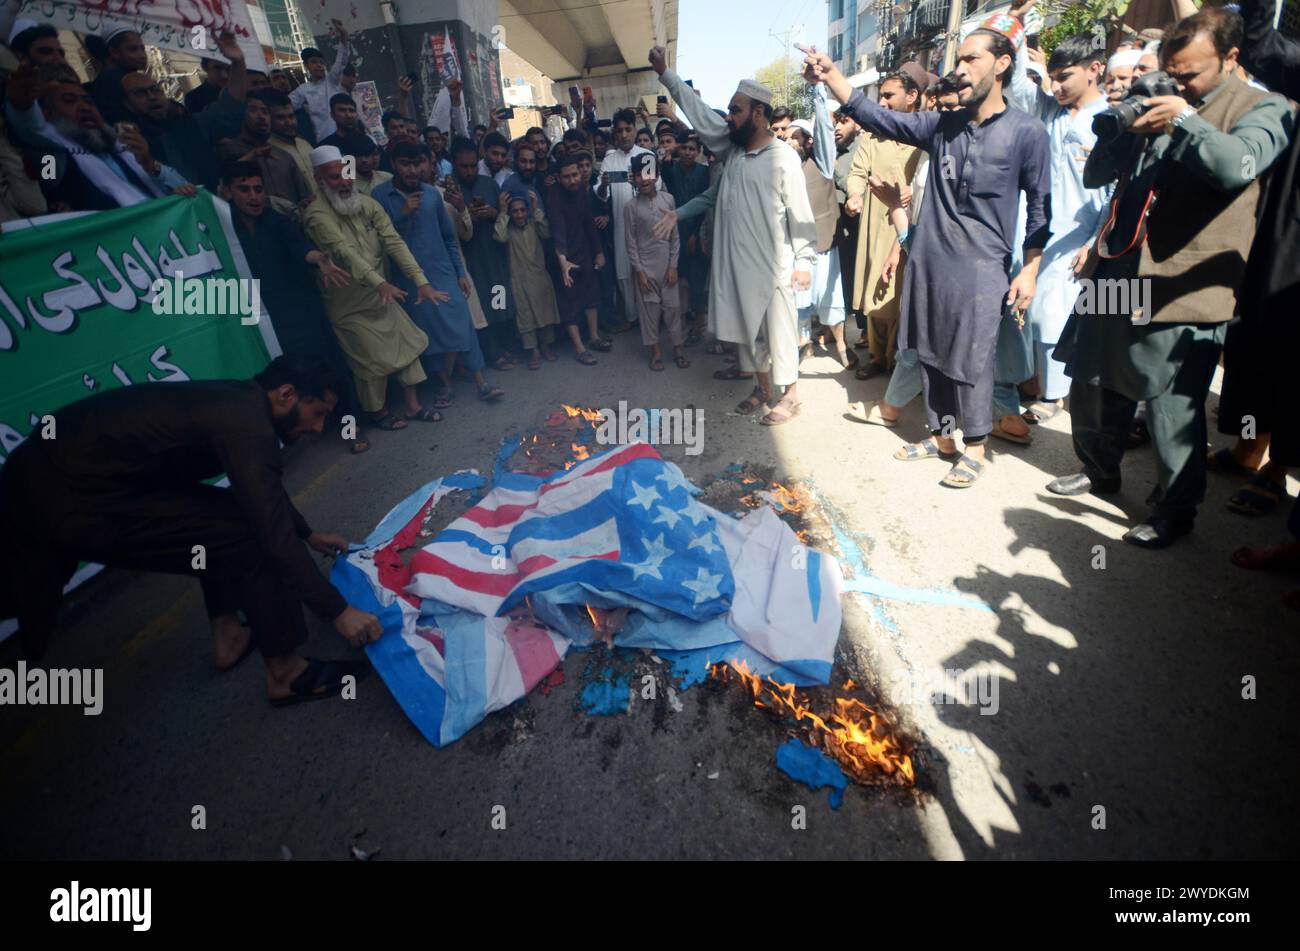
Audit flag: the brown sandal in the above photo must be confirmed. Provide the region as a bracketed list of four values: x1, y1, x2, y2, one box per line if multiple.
[760, 398, 801, 426]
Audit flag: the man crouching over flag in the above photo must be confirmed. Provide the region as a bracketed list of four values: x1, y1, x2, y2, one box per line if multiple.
[0, 356, 381, 707]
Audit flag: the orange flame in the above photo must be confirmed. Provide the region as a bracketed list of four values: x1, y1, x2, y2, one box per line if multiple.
[572, 443, 591, 461]
[561, 403, 604, 422]
[713, 661, 914, 786]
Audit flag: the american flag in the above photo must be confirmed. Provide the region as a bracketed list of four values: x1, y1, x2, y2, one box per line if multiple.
[333, 443, 842, 747]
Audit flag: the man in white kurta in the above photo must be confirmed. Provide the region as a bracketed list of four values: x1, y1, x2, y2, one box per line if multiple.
[598, 109, 656, 327]
[651, 49, 817, 424]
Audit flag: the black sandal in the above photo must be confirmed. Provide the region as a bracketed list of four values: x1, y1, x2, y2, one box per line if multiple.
[589, 336, 613, 352]
[270, 658, 369, 708]
[576, 350, 597, 365]
[736, 386, 769, 415]
[370, 412, 407, 431]
[1207, 447, 1258, 478]
[1226, 475, 1286, 516]
[404, 407, 443, 423]
[674, 352, 691, 369]
[713, 365, 753, 380]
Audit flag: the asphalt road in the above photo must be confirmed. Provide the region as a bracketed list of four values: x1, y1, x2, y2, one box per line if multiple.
[2, 333, 1297, 860]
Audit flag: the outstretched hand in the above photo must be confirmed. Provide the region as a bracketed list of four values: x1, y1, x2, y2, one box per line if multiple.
[652, 209, 678, 241]
[416, 283, 451, 306]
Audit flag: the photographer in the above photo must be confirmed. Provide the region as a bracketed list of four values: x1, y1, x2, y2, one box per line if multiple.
[1050, 6, 1292, 548]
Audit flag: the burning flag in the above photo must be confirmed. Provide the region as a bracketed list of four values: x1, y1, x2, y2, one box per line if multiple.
[333, 443, 845, 748]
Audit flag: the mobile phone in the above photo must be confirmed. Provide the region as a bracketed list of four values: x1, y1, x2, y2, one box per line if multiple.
[606, 170, 628, 184]
[596, 118, 612, 128]
[568, 85, 580, 100]
[405, 72, 419, 84]
[1026, 35, 1040, 50]
[657, 95, 667, 104]
[496, 106, 515, 119]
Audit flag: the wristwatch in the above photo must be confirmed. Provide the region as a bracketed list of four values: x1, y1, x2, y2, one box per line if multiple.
[1165, 106, 1196, 136]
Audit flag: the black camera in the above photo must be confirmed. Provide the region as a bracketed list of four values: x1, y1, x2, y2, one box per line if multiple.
[1093, 70, 1182, 141]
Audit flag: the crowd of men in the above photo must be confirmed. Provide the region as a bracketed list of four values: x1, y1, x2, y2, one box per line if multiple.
[0, 0, 1297, 705]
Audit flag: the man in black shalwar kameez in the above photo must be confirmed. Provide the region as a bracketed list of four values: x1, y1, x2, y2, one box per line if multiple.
[0, 357, 383, 707]
[805, 18, 1050, 487]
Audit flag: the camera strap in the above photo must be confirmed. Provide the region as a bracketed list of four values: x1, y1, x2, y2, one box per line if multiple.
[1095, 170, 1157, 260]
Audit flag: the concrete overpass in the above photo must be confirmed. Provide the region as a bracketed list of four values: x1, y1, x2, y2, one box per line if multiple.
[499, 0, 678, 119]
[302, 0, 676, 132]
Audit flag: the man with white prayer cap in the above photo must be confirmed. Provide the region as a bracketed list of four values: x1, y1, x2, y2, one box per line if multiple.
[1104, 48, 1144, 102]
[84, 22, 147, 122]
[648, 48, 818, 425]
[302, 143, 450, 430]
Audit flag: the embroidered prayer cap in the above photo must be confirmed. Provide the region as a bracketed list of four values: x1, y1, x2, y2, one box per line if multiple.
[310, 145, 345, 167]
[978, 13, 1025, 51]
[8, 18, 37, 44]
[734, 79, 774, 106]
[1106, 48, 1143, 73]
[101, 24, 136, 44]
[789, 119, 814, 138]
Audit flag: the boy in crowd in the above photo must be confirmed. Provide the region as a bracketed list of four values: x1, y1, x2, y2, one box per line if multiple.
[494, 191, 561, 369]
[625, 153, 686, 371]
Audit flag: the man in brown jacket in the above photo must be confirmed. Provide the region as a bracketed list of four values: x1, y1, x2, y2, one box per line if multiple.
[1048, 7, 1293, 548]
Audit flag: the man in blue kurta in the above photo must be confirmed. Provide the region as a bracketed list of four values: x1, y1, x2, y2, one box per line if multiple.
[372, 142, 505, 404]
[805, 15, 1050, 487]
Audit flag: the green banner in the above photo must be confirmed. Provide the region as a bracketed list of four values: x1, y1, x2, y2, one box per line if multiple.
[0, 192, 278, 467]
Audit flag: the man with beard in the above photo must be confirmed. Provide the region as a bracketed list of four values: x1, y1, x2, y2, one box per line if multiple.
[318, 92, 373, 152]
[0, 354, 381, 705]
[84, 25, 147, 123]
[805, 17, 1050, 486]
[501, 143, 543, 206]
[4, 63, 188, 209]
[289, 21, 351, 144]
[650, 47, 817, 425]
[120, 59, 245, 192]
[846, 71, 923, 380]
[1104, 48, 1143, 103]
[302, 145, 447, 430]
[218, 87, 314, 215]
[373, 142, 505, 405]
[221, 161, 366, 453]
[266, 90, 317, 187]
[546, 151, 610, 365]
